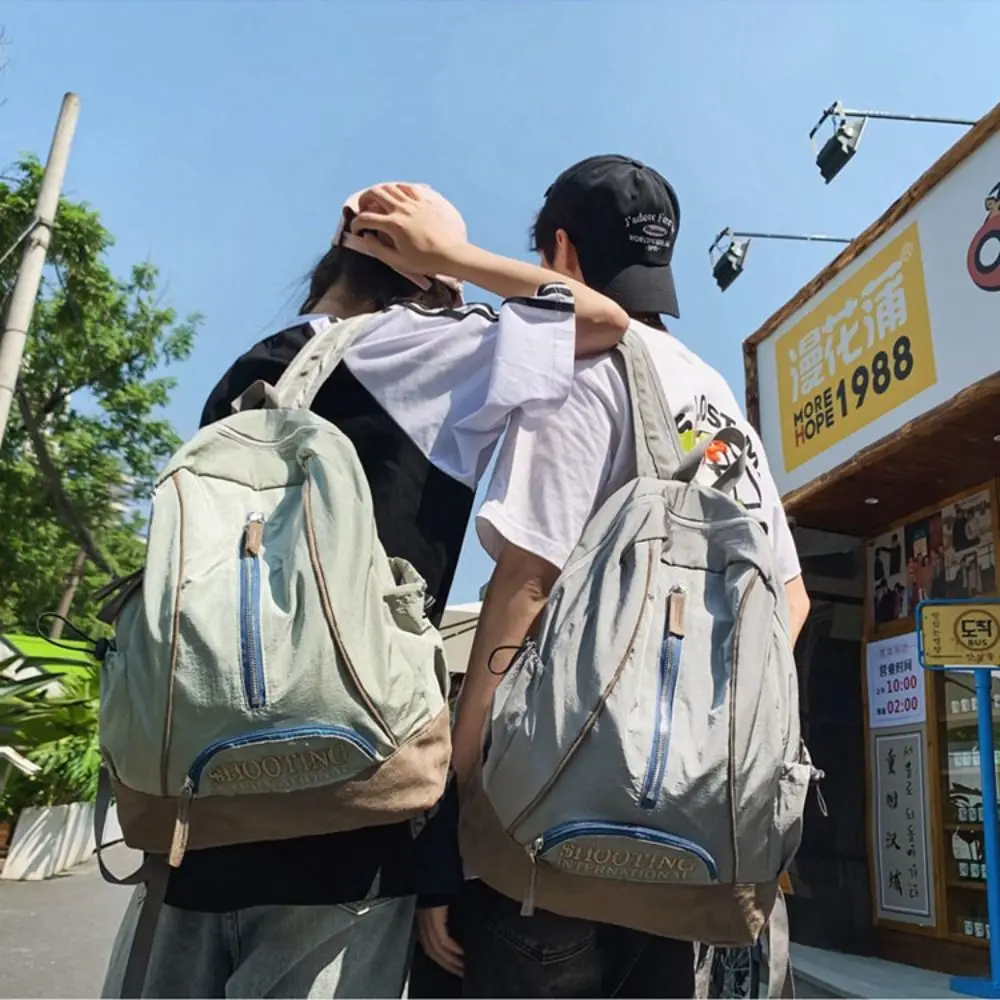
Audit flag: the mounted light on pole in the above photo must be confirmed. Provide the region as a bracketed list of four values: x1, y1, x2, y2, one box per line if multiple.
[809, 102, 978, 184]
[709, 228, 851, 291]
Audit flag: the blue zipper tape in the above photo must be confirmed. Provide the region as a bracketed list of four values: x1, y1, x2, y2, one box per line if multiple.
[239, 524, 266, 709]
[640, 633, 682, 808]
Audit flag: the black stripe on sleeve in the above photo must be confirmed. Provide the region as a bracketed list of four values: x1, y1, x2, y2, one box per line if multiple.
[402, 302, 500, 323]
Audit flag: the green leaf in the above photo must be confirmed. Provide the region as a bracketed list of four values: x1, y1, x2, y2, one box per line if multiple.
[0, 155, 198, 810]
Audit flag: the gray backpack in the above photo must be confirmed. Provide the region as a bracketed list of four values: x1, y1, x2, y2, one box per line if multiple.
[95, 314, 451, 997]
[460, 330, 818, 997]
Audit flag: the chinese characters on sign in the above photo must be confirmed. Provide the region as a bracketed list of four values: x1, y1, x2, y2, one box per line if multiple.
[866, 632, 926, 729]
[918, 601, 1000, 667]
[775, 222, 937, 473]
[875, 731, 932, 921]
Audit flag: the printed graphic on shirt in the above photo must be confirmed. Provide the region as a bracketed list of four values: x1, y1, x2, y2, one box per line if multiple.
[676, 394, 765, 523]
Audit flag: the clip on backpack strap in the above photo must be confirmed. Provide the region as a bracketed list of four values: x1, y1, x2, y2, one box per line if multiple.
[272, 314, 372, 411]
[94, 767, 169, 998]
[615, 328, 685, 481]
[764, 886, 795, 999]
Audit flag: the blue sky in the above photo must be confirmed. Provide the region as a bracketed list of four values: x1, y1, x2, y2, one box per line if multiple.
[1, 1, 995, 603]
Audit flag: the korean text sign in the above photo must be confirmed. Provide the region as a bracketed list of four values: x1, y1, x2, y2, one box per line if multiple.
[774, 222, 936, 473]
[866, 632, 926, 729]
[918, 601, 1000, 667]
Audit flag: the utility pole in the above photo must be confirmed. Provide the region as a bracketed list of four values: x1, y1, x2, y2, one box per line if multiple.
[0, 92, 80, 450]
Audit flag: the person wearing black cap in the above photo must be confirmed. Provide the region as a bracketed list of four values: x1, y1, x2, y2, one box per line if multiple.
[416, 156, 810, 997]
[531, 153, 683, 321]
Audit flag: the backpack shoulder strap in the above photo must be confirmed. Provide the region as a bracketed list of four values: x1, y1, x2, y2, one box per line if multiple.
[763, 887, 796, 999]
[615, 327, 685, 481]
[94, 766, 170, 999]
[616, 328, 750, 492]
[231, 313, 374, 414]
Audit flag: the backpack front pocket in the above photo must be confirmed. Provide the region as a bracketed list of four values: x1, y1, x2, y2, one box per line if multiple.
[519, 818, 718, 915]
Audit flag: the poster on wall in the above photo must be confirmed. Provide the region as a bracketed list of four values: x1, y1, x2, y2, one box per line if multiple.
[942, 489, 996, 599]
[904, 512, 946, 607]
[869, 530, 909, 626]
[866, 632, 925, 729]
[874, 731, 934, 924]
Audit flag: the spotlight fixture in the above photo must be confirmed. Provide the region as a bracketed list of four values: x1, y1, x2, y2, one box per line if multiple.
[709, 230, 750, 291]
[708, 228, 850, 291]
[809, 101, 976, 183]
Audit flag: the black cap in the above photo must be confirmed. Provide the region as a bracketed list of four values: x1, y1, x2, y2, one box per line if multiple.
[539, 154, 681, 318]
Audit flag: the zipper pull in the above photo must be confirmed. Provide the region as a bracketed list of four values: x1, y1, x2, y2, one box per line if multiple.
[668, 586, 686, 638]
[521, 837, 543, 916]
[245, 512, 265, 557]
[168, 777, 195, 867]
[811, 767, 829, 818]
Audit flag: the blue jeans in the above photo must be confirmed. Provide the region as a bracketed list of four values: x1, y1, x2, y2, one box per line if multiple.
[461, 880, 697, 998]
[102, 888, 416, 998]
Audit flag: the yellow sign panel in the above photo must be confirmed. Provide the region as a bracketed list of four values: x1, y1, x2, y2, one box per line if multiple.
[775, 222, 937, 472]
[918, 602, 1000, 667]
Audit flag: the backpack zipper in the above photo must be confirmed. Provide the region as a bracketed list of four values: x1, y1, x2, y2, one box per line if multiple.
[640, 587, 685, 809]
[239, 512, 267, 709]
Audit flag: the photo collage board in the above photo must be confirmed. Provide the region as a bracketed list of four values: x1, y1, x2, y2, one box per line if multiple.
[868, 485, 997, 631]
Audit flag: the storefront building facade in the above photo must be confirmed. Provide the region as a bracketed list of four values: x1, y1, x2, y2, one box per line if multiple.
[744, 101, 1000, 976]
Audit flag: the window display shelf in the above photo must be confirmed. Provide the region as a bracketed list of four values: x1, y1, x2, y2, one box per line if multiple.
[937, 667, 1000, 952]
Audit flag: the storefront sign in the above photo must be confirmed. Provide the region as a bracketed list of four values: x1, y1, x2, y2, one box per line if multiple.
[749, 122, 1000, 496]
[874, 731, 933, 922]
[918, 600, 1000, 667]
[774, 223, 935, 473]
[866, 632, 925, 728]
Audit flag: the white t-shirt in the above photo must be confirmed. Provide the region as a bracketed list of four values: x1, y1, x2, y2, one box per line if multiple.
[299, 285, 577, 490]
[477, 321, 802, 584]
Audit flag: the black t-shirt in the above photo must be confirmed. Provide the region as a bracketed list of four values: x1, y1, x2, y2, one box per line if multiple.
[164, 292, 576, 911]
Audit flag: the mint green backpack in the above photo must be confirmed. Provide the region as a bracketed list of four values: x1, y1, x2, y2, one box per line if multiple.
[95, 315, 451, 996]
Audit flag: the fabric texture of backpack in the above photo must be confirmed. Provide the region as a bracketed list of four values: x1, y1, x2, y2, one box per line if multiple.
[459, 329, 818, 997]
[96, 312, 451, 863]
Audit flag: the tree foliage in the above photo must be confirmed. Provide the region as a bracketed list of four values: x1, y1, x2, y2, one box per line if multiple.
[0, 653, 100, 812]
[0, 156, 199, 629]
